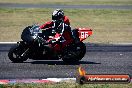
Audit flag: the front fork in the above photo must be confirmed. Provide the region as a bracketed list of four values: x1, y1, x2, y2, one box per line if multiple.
[21, 48, 30, 57]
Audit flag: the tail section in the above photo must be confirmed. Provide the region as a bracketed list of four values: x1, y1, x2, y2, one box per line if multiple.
[77, 28, 92, 41]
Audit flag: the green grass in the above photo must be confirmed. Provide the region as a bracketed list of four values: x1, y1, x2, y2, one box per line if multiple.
[0, 0, 132, 5]
[0, 83, 132, 88]
[0, 8, 132, 44]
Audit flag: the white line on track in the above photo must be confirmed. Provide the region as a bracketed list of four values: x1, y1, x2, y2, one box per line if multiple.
[0, 42, 17, 44]
[0, 42, 132, 45]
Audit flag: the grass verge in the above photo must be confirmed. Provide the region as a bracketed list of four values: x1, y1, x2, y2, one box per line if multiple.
[0, 0, 132, 5]
[0, 8, 132, 44]
[0, 83, 132, 88]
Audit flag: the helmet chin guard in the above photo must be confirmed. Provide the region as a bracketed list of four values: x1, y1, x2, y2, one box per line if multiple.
[52, 9, 64, 21]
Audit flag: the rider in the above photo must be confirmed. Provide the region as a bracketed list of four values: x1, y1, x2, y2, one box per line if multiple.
[40, 9, 70, 28]
[40, 9, 73, 53]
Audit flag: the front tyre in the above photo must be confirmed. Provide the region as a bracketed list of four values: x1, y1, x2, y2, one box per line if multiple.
[62, 42, 86, 63]
[8, 45, 28, 63]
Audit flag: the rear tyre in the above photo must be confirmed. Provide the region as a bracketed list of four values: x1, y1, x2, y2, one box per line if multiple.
[62, 42, 86, 63]
[8, 45, 28, 63]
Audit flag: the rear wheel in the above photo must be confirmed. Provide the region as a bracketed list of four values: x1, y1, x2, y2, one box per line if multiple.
[62, 42, 86, 63]
[8, 45, 28, 63]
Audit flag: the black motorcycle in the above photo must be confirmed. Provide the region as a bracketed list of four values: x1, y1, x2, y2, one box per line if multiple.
[8, 24, 91, 63]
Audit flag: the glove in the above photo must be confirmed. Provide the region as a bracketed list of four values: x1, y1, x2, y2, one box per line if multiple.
[49, 39, 56, 44]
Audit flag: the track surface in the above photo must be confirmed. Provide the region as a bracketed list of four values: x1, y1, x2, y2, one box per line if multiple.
[0, 43, 132, 79]
[0, 3, 132, 9]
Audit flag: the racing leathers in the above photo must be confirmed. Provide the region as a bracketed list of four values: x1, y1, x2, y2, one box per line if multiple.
[40, 16, 70, 29]
[40, 16, 73, 52]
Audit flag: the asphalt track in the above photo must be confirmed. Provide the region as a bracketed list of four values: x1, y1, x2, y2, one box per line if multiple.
[0, 3, 132, 9]
[0, 43, 132, 79]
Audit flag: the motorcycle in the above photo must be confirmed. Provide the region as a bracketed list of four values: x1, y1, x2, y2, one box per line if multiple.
[8, 24, 92, 63]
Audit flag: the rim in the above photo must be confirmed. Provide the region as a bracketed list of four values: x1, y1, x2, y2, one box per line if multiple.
[64, 45, 83, 59]
[12, 48, 22, 60]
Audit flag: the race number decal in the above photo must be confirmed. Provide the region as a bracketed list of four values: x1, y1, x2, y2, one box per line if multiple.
[81, 32, 89, 38]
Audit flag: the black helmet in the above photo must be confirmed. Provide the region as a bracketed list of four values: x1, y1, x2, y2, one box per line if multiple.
[52, 9, 64, 21]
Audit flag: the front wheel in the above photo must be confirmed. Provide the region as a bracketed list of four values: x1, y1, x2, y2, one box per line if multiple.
[62, 42, 86, 63]
[8, 45, 28, 63]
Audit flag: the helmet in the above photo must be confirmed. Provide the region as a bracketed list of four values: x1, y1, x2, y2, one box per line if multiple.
[52, 9, 64, 29]
[52, 9, 64, 21]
